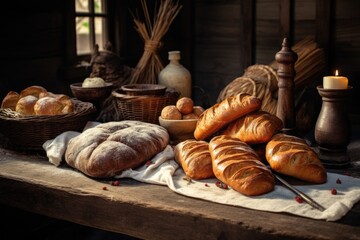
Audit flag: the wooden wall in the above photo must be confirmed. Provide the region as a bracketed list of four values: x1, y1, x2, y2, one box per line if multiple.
[1, 0, 68, 97]
[189, 0, 360, 121]
[1, 0, 359, 120]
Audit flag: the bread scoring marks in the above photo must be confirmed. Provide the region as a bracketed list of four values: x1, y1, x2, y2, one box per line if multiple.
[65, 120, 169, 178]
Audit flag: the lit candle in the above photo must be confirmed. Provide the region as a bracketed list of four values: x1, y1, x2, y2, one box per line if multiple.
[323, 70, 348, 89]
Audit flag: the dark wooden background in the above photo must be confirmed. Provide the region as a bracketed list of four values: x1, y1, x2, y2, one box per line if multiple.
[1, 0, 359, 124]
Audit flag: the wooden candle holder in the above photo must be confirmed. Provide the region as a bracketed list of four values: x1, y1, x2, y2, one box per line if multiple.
[314, 86, 353, 167]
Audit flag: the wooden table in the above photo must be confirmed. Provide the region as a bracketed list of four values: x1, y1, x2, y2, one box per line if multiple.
[0, 129, 359, 240]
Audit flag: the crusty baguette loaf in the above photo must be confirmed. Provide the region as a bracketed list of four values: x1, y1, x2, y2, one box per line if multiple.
[222, 111, 283, 144]
[209, 135, 275, 196]
[65, 121, 169, 178]
[265, 133, 327, 184]
[174, 139, 214, 179]
[194, 93, 261, 140]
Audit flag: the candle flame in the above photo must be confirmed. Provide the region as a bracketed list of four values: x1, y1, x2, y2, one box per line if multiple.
[335, 69, 339, 76]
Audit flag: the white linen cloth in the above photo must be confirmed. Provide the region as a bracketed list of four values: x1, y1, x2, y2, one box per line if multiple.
[43, 121, 360, 222]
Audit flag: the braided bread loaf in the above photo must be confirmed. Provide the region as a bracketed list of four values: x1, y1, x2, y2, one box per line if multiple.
[65, 121, 169, 178]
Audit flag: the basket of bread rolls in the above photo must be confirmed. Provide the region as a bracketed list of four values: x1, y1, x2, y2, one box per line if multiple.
[0, 85, 97, 150]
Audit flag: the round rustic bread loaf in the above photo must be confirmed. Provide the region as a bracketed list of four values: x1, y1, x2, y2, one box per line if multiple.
[15, 95, 38, 115]
[19, 85, 47, 98]
[176, 97, 194, 114]
[161, 105, 182, 120]
[65, 121, 170, 178]
[34, 97, 64, 115]
[1, 91, 20, 110]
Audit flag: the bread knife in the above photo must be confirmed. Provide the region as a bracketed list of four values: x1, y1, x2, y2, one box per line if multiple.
[272, 172, 326, 212]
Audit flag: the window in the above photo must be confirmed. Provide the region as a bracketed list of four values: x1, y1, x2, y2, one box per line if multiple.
[75, 0, 108, 56]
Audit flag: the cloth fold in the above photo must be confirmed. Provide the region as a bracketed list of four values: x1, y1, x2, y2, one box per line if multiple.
[43, 121, 360, 222]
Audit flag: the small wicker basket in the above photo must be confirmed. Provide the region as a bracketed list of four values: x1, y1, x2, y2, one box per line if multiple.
[112, 88, 179, 124]
[0, 100, 97, 150]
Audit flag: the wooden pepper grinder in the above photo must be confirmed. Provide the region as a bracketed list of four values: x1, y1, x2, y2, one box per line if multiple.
[275, 38, 298, 135]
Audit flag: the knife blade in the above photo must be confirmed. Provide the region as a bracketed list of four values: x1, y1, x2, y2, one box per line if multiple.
[273, 172, 326, 212]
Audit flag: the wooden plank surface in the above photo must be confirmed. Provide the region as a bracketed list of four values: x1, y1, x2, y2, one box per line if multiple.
[0, 147, 359, 240]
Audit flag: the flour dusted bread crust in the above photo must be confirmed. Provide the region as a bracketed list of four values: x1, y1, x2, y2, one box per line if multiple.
[265, 133, 327, 184]
[65, 121, 169, 178]
[174, 139, 214, 179]
[194, 93, 261, 140]
[209, 135, 275, 196]
[222, 111, 283, 144]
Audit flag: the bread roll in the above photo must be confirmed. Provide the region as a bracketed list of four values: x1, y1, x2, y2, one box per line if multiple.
[39, 91, 57, 99]
[194, 93, 261, 140]
[19, 85, 47, 98]
[265, 133, 327, 184]
[209, 135, 275, 196]
[1, 91, 20, 110]
[222, 111, 283, 144]
[176, 97, 194, 114]
[182, 113, 198, 120]
[15, 95, 38, 115]
[34, 97, 64, 115]
[55, 94, 74, 114]
[65, 121, 169, 178]
[192, 106, 205, 116]
[161, 105, 182, 120]
[174, 139, 214, 179]
[82, 77, 106, 87]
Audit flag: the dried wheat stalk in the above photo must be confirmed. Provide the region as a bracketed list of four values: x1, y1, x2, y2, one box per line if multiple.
[130, 0, 182, 84]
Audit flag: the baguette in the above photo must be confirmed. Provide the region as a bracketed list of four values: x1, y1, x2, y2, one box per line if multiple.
[209, 135, 275, 196]
[194, 93, 261, 140]
[174, 139, 214, 179]
[222, 111, 283, 144]
[265, 133, 327, 183]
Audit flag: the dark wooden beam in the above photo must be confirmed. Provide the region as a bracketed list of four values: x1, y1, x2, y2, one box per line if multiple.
[316, 0, 332, 72]
[240, 0, 255, 69]
[279, 0, 294, 46]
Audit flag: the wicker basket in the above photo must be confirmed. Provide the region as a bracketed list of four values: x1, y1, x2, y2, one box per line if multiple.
[0, 100, 97, 150]
[112, 88, 179, 124]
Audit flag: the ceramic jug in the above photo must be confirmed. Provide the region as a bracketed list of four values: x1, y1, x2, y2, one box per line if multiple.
[158, 51, 192, 98]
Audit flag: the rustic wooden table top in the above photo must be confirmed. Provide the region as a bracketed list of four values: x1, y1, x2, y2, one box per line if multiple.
[0, 135, 359, 240]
